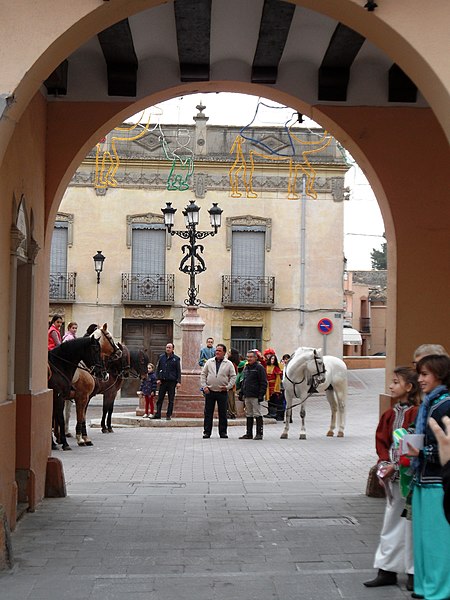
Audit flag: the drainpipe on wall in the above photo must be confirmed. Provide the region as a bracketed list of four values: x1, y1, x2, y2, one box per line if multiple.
[299, 175, 306, 330]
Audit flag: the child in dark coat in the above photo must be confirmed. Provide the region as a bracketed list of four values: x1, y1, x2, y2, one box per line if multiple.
[138, 363, 157, 417]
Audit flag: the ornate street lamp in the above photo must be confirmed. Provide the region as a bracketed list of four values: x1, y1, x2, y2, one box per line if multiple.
[93, 250, 105, 305]
[93, 250, 106, 284]
[162, 200, 222, 306]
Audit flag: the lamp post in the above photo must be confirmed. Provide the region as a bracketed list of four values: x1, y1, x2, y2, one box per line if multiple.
[160, 200, 223, 415]
[93, 250, 105, 304]
[161, 199, 222, 306]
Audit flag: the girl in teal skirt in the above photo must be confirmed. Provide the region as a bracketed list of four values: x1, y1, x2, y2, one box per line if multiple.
[407, 354, 450, 600]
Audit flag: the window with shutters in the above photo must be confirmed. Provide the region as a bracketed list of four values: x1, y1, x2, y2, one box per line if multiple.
[132, 224, 166, 275]
[231, 326, 263, 358]
[129, 224, 168, 301]
[222, 215, 274, 306]
[230, 226, 266, 303]
[49, 220, 73, 300]
[50, 222, 68, 275]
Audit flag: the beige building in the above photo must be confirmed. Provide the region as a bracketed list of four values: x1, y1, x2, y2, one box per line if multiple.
[344, 270, 387, 356]
[52, 112, 349, 364]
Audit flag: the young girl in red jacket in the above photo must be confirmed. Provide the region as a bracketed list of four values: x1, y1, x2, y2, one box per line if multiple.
[364, 366, 420, 591]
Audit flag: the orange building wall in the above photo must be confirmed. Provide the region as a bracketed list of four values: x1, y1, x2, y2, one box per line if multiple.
[0, 402, 17, 528]
[0, 92, 54, 529]
[317, 106, 450, 372]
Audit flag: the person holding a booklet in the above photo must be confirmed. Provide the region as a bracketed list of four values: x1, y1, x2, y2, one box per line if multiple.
[364, 366, 420, 591]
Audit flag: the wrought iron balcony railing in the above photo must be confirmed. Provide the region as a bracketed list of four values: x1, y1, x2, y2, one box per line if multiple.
[122, 273, 175, 303]
[49, 272, 77, 302]
[222, 275, 275, 306]
[360, 316, 371, 333]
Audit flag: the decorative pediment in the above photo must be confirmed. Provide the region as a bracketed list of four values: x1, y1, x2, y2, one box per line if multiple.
[55, 212, 74, 246]
[126, 213, 169, 248]
[226, 215, 272, 251]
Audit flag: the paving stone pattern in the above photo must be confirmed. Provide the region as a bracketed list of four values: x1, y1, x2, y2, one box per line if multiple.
[1, 369, 414, 598]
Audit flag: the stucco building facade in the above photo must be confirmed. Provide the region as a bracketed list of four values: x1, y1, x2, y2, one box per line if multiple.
[52, 113, 349, 366]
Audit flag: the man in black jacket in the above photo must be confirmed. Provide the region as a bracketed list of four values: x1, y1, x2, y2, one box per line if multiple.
[239, 350, 268, 440]
[152, 343, 181, 420]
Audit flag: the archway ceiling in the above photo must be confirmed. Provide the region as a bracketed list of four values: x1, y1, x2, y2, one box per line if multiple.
[44, 0, 426, 110]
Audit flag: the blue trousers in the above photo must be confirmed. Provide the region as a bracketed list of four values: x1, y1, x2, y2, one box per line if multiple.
[155, 380, 177, 417]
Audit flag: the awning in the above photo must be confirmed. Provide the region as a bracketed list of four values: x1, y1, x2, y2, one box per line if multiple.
[343, 327, 363, 345]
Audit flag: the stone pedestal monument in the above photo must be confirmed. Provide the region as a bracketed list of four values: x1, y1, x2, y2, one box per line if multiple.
[174, 306, 206, 417]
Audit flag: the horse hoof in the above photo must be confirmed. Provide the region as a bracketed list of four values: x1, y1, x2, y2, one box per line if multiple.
[280, 433, 288, 439]
[84, 441, 93, 446]
[337, 431, 344, 438]
[101, 428, 108, 434]
[62, 444, 72, 451]
[299, 434, 306, 440]
[326, 430, 334, 437]
[107, 428, 114, 433]
[77, 440, 86, 446]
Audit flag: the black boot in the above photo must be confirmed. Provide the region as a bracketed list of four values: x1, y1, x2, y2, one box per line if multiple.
[363, 569, 397, 587]
[239, 417, 253, 439]
[254, 416, 263, 440]
[406, 574, 414, 592]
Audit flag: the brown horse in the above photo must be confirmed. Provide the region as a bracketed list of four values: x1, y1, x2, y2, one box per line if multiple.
[70, 344, 148, 444]
[55, 323, 122, 445]
[100, 347, 148, 433]
[49, 335, 105, 451]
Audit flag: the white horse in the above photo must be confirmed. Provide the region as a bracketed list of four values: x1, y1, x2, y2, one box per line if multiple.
[280, 347, 348, 440]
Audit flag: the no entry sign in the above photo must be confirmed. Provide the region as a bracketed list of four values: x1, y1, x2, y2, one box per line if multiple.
[318, 318, 333, 335]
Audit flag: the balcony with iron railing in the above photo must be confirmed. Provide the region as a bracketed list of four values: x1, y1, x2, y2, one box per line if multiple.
[360, 316, 371, 333]
[121, 273, 175, 304]
[49, 272, 77, 302]
[222, 275, 275, 307]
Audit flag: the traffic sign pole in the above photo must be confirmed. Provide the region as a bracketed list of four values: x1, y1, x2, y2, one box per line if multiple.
[317, 318, 333, 355]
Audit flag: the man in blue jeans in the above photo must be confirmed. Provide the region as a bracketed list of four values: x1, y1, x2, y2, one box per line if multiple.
[152, 343, 181, 421]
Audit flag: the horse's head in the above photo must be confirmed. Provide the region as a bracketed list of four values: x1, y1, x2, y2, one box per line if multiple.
[92, 323, 122, 361]
[305, 348, 326, 388]
[85, 336, 108, 379]
[126, 348, 149, 379]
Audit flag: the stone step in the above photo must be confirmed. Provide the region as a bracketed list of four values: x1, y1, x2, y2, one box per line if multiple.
[89, 413, 254, 428]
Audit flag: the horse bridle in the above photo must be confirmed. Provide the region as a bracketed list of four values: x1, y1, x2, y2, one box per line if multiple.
[48, 352, 106, 386]
[99, 330, 122, 360]
[283, 350, 326, 407]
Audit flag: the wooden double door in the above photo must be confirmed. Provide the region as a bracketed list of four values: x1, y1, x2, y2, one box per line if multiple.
[121, 319, 173, 397]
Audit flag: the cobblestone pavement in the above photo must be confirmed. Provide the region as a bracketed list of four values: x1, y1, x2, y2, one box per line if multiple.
[1, 369, 414, 599]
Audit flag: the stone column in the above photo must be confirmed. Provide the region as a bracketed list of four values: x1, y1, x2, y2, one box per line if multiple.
[174, 307, 206, 417]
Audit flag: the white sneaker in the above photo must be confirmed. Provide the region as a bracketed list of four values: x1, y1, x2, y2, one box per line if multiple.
[143, 414, 148, 418]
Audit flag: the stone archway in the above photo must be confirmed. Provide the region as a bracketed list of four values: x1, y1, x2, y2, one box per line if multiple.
[0, 1, 449, 533]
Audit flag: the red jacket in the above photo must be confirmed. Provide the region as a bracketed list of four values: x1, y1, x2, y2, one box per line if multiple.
[375, 403, 419, 462]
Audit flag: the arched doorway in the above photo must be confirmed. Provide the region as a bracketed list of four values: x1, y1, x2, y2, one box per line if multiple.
[0, 1, 448, 533]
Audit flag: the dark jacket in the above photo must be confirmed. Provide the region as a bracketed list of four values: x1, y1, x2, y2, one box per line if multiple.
[156, 352, 181, 383]
[239, 362, 268, 401]
[139, 372, 157, 396]
[414, 391, 450, 485]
